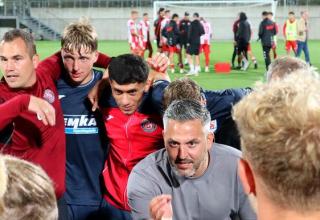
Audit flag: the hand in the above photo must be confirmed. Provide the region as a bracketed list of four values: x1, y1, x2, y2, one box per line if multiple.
[28, 95, 55, 126]
[88, 78, 111, 112]
[146, 53, 169, 74]
[149, 194, 173, 220]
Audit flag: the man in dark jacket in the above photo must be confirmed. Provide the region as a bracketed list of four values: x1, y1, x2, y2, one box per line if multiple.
[186, 12, 205, 76]
[258, 11, 277, 70]
[162, 13, 183, 73]
[236, 12, 251, 71]
[179, 11, 191, 65]
[154, 8, 165, 51]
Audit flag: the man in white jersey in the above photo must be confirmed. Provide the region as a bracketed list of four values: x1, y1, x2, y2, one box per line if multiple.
[139, 12, 153, 58]
[127, 10, 142, 56]
[200, 17, 212, 72]
[160, 10, 171, 54]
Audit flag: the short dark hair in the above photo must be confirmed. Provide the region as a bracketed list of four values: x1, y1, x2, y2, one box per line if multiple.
[158, 8, 165, 13]
[262, 11, 268, 16]
[108, 54, 149, 85]
[143, 12, 148, 16]
[239, 12, 247, 21]
[165, 10, 170, 13]
[289, 11, 295, 15]
[268, 11, 273, 15]
[1, 29, 36, 57]
[172, 13, 179, 19]
[193, 12, 199, 18]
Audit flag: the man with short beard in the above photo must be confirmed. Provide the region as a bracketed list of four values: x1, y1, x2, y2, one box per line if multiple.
[127, 100, 256, 220]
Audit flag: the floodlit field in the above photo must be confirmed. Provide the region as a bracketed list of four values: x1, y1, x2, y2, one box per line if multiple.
[4, 40, 320, 90]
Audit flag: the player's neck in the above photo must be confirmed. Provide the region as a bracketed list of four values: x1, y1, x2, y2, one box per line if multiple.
[258, 200, 320, 220]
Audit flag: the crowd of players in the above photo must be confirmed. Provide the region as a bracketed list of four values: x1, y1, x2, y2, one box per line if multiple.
[0, 8, 317, 220]
[127, 8, 311, 74]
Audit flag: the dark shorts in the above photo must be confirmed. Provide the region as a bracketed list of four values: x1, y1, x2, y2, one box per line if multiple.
[187, 43, 200, 55]
[237, 40, 249, 55]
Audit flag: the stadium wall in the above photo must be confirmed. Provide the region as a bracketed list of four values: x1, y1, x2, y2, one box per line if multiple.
[30, 6, 320, 40]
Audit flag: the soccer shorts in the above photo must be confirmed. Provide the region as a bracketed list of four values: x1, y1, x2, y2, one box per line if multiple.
[187, 43, 200, 55]
[200, 44, 210, 54]
[168, 45, 181, 53]
[285, 40, 297, 52]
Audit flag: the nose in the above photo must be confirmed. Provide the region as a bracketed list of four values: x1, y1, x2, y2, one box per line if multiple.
[177, 146, 187, 159]
[120, 94, 131, 106]
[73, 59, 80, 71]
[5, 59, 15, 72]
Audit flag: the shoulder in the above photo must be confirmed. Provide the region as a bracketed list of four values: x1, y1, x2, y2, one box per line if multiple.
[132, 149, 166, 175]
[212, 143, 242, 159]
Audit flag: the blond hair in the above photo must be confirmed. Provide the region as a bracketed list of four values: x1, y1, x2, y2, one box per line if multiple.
[61, 18, 98, 53]
[163, 78, 202, 110]
[233, 69, 320, 212]
[0, 155, 58, 220]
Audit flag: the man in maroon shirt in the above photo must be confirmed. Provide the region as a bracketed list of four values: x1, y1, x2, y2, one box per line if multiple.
[0, 29, 67, 219]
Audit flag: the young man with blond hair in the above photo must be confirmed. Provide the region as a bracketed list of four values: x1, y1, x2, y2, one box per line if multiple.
[233, 70, 320, 220]
[55, 20, 110, 219]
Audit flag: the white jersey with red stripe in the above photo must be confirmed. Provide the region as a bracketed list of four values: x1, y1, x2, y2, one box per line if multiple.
[139, 20, 150, 43]
[127, 19, 139, 45]
[201, 20, 212, 45]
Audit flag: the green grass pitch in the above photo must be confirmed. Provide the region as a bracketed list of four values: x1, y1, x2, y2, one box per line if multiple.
[8, 40, 320, 90]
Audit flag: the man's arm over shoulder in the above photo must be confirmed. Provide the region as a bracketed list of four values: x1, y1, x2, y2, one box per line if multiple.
[151, 80, 170, 115]
[0, 94, 30, 130]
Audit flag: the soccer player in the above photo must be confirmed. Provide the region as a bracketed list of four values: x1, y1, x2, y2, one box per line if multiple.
[283, 11, 298, 55]
[163, 77, 251, 150]
[231, 15, 241, 69]
[268, 11, 279, 60]
[160, 10, 171, 54]
[233, 70, 320, 220]
[162, 13, 183, 73]
[127, 10, 142, 56]
[297, 10, 311, 65]
[236, 12, 251, 71]
[56, 21, 110, 220]
[186, 12, 204, 76]
[88, 54, 169, 220]
[127, 100, 256, 220]
[200, 17, 212, 72]
[179, 11, 191, 65]
[139, 12, 153, 58]
[154, 8, 165, 52]
[258, 11, 277, 70]
[0, 29, 66, 218]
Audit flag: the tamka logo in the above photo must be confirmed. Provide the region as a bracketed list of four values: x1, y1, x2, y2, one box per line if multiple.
[43, 89, 55, 104]
[141, 118, 157, 133]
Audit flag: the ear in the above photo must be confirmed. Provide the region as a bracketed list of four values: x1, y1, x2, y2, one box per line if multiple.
[206, 132, 214, 150]
[32, 54, 40, 68]
[238, 159, 256, 195]
[144, 81, 151, 93]
[93, 51, 98, 63]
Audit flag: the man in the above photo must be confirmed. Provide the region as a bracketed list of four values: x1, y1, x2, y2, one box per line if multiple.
[179, 11, 191, 65]
[163, 77, 250, 150]
[236, 12, 251, 71]
[283, 11, 298, 55]
[233, 70, 320, 220]
[296, 10, 311, 65]
[93, 54, 169, 219]
[0, 29, 66, 217]
[127, 99, 256, 220]
[139, 12, 153, 58]
[268, 12, 279, 60]
[154, 8, 165, 52]
[186, 12, 204, 76]
[56, 21, 109, 219]
[128, 10, 142, 56]
[258, 11, 277, 70]
[160, 10, 171, 54]
[200, 17, 212, 72]
[0, 154, 58, 220]
[231, 15, 241, 69]
[162, 13, 183, 74]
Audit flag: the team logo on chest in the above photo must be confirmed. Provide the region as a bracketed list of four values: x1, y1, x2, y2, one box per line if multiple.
[141, 118, 157, 133]
[43, 89, 55, 104]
